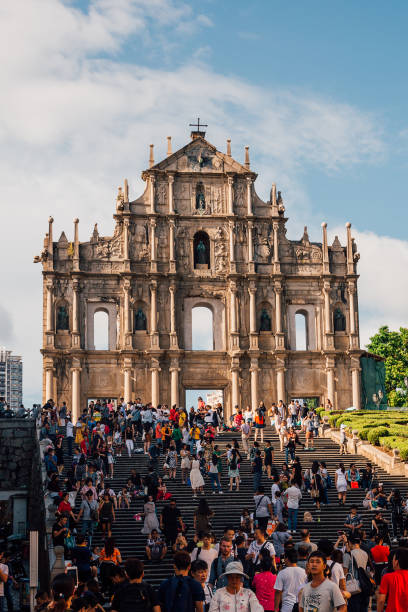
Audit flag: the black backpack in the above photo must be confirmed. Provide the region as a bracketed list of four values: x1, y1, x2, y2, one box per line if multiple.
[357, 566, 376, 596]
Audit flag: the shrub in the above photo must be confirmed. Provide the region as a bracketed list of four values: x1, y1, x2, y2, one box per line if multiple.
[367, 426, 389, 446]
[359, 428, 371, 440]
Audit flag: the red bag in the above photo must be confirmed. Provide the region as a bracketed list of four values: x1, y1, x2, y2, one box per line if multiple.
[351, 481, 359, 489]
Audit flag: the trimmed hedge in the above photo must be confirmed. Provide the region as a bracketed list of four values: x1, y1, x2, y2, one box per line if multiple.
[367, 426, 389, 446]
[379, 436, 408, 461]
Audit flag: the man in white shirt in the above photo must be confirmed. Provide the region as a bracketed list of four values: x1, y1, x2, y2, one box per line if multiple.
[191, 533, 219, 582]
[271, 476, 281, 514]
[65, 417, 74, 456]
[274, 549, 307, 612]
[285, 482, 302, 533]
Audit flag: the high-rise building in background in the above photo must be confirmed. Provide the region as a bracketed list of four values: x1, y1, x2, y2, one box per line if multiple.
[0, 348, 23, 410]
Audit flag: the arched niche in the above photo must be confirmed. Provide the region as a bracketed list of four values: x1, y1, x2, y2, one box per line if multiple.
[184, 297, 225, 350]
[86, 301, 117, 350]
[193, 231, 210, 269]
[55, 300, 70, 331]
[258, 301, 273, 333]
[333, 305, 346, 333]
[133, 302, 148, 332]
[287, 304, 316, 350]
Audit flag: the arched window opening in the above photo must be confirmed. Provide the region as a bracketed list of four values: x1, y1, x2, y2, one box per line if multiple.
[94, 310, 109, 350]
[259, 307, 272, 332]
[193, 231, 210, 269]
[192, 306, 214, 350]
[295, 311, 307, 350]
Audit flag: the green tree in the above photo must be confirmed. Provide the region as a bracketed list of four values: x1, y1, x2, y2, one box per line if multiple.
[367, 326, 408, 407]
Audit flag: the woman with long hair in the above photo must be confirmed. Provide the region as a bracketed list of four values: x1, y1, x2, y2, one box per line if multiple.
[208, 453, 222, 494]
[311, 460, 323, 511]
[335, 462, 348, 506]
[252, 553, 277, 612]
[194, 498, 214, 535]
[48, 573, 75, 612]
[228, 448, 240, 492]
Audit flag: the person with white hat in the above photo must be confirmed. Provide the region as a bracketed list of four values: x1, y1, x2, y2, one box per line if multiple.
[208, 561, 263, 612]
[339, 424, 347, 455]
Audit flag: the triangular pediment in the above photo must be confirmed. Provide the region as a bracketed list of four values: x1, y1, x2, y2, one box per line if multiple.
[151, 137, 250, 174]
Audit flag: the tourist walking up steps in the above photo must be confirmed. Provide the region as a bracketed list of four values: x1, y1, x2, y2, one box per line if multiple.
[299, 551, 346, 612]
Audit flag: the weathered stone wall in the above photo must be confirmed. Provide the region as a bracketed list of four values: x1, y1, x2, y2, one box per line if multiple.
[0, 419, 49, 589]
[0, 419, 36, 489]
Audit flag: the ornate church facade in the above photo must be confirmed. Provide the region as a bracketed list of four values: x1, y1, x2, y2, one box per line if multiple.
[36, 128, 363, 421]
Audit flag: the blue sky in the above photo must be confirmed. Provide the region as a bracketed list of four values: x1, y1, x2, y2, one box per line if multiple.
[0, 0, 407, 404]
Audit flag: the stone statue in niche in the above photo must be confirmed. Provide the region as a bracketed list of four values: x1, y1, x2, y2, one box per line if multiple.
[196, 182, 205, 210]
[196, 240, 207, 264]
[334, 308, 346, 332]
[259, 309, 271, 331]
[134, 308, 147, 331]
[57, 306, 69, 330]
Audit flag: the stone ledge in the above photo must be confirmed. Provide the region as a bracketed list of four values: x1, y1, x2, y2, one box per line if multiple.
[322, 427, 408, 478]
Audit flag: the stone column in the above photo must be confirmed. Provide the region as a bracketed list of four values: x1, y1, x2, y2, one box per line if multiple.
[123, 218, 130, 270]
[71, 367, 81, 422]
[170, 361, 180, 408]
[326, 368, 335, 407]
[72, 281, 79, 334]
[123, 282, 130, 335]
[150, 219, 157, 273]
[230, 286, 237, 333]
[324, 281, 332, 334]
[46, 281, 54, 332]
[169, 284, 178, 348]
[168, 174, 175, 214]
[151, 365, 160, 408]
[348, 283, 356, 335]
[169, 220, 176, 273]
[248, 222, 254, 262]
[123, 368, 132, 403]
[231, 367, 240, 412]
[229, 221, 235, 263]
[227, 175, 234, 215]
[73, 218, 80, 272]
[150, 282, 157, 333]
[45, 366, 54, 401]
[276, 367, 286, 404]
[246, 177, 252, 215]
[351, 367, 361, 410]
[71, 279, 80, 347]
[250, 360, 259, 411]
[248, 287, 257, 334]
[149, 175, 156, 214]
[275, 286, 282, 334]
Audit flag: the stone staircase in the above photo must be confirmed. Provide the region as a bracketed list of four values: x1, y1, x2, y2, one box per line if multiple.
[64, 426, 408, 587]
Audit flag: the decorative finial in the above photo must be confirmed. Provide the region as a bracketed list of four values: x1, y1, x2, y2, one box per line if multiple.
[244, 146, 250, 169]
[189, 117, 208, 140]
[48, 216, 54, 224]
[124, 179, 129, 203]
[149, 144, 154, 168]
[167, 137, 172, 156]
[227, 139, 231, 156]
[345, 222, 351, 228]
[321, 222, 327, 228]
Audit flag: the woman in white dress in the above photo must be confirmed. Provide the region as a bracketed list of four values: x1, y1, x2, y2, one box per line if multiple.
[180, 444, 191, 484]
[335, 462, 348, 506]
[190, 455, 205, 498]
[141, 495, 161, 534]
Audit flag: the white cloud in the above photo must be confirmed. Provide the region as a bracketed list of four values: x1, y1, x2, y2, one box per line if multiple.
[0, 0, 390, 403]
[328, 227, 408, 348]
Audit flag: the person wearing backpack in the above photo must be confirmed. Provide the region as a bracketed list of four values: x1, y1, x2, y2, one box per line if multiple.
[158, 550, 205, 612]
[111, 558, 159, 612]
[253, 409, 266, 443]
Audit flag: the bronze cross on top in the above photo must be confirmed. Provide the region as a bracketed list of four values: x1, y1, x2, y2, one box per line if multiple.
[189, 117, 208, 131]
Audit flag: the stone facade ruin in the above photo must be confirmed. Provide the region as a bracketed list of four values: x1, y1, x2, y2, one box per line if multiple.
[36, 129, 363, 420]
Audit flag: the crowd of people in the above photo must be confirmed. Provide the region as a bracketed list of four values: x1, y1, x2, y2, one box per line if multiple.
[33, 397, 408, 611]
